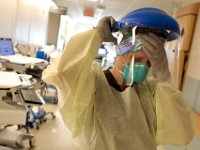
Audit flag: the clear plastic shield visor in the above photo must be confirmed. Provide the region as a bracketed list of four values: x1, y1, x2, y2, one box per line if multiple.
[113, 26, 144, 86]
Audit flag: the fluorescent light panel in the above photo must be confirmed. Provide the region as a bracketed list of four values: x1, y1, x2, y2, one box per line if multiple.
[86, 0, 98, 2]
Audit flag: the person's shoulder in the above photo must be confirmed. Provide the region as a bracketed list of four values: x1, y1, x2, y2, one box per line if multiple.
[136, 77, 157, 92]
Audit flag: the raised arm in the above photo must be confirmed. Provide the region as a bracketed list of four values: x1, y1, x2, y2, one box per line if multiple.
[142, 33, 194, 145]
[42, 17, 117, 131]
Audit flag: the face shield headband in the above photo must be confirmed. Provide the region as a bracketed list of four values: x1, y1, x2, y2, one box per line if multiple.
[116, 26, 142, 55]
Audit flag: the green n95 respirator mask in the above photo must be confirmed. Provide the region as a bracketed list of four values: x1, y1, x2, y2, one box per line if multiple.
[123, 63, 149, 84]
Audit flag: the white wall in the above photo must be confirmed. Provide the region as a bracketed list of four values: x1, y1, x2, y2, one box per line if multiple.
[181, 0, 200, 7]
[178, 0, 200, 80]
[47, 12, 60, 45]
[185, 8, 200, 80]
[0, 0, 50, 45]
[0, 0, 17, 39]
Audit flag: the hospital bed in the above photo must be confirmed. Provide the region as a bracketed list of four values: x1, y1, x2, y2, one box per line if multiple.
[0, 38, 58, 103]
[0, 54, 56, 113]
[0, 71, 46, 148]
[0, 40, 56, 145]
[0, 54, 58, 102]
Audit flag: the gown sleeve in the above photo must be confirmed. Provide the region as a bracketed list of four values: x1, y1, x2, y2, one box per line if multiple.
[42, 29, 104, 136]
[155, 77, 195, 145]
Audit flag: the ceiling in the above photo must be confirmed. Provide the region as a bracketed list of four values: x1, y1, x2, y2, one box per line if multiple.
[52, 0, 182, 25]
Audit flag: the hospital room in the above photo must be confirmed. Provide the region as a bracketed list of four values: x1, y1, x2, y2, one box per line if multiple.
[0, 0, 200, 149]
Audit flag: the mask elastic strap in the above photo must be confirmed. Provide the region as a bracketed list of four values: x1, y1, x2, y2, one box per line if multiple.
[117, 32, 123, 45]
[132, 26, 137, 45]
[127, 56, 134, 86]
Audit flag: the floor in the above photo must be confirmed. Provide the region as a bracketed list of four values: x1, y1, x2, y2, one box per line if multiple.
[2, 104, 199, 150]
[25, 104, 73, 150]
[22, 104, 164, 150]
[1, 104, 73, 150]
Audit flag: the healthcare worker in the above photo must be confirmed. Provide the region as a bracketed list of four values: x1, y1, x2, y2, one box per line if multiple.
[42, 8, 194, 150]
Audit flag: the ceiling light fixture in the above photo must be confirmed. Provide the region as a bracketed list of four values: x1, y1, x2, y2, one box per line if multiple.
[86, 0, 98, 2]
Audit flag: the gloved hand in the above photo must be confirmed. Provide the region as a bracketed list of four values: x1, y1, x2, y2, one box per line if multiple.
[141, 33, 170, 82]
[95, 16, 117, 44]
